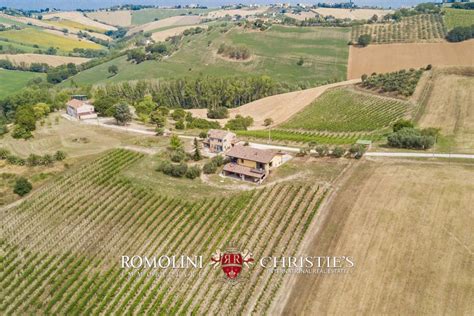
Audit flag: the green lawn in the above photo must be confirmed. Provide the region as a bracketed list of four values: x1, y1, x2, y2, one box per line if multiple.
[64, 25, 350, 87]
[281, 88, 410, 132]
[0, 69, 45, 99]
[443, 8, 474, 30]
[0, 28, 103, 52]
[131, 8, 213, 25]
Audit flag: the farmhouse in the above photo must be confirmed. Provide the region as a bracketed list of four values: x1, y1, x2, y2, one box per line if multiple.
[66, 95, 97, 120]
[223, 145, 285, 183]
[203, 129, 238, 153]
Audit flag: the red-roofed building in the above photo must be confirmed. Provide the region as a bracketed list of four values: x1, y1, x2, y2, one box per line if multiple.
[66, 96, 97, 120]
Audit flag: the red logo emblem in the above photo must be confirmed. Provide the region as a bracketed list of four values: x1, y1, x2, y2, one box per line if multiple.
[211, 243, 254, 280]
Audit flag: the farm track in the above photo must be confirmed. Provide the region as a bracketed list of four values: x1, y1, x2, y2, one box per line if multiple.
[1, 149, 329, 314]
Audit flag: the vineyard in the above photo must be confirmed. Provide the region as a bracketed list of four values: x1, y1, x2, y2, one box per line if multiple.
[351, 14, 447, 44]
[1, 149, 327, 314]
[281, 88, 410, 132]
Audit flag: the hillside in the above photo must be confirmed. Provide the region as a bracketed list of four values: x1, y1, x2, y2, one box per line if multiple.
[64, 25, 350, 87]
[0, 69, 44, 98]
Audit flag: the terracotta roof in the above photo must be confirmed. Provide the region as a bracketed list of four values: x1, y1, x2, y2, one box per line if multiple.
[223, 163, 265, 179]
[226, 145, 277, 163]
[67, 99, 89, 109]
[208, 129, 235, 139]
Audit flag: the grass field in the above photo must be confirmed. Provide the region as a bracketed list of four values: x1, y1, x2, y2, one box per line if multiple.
[0, 39, 38, 53]
[64, 25, 350, 87]
[0, 148, 331, 314]
[443, 8, 474, 30]
[415, 68, 474, 153]
[131, 8, 212, 25]
[351, 14, 446, 44]
[277, 160, 473, 315]
[281, 88, 410, 132]
[0, 53, 90, 66]
[44, 19, 106, 33]
[0, 28, 103, 52]
[86, 10, 132, 27]
[0, 69, 44, 99]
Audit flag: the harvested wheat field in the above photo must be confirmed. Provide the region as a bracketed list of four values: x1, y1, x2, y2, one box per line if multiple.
[273, 160, 474, 315]
[151, 24, 208, 42]
[0, 54, 90, 66]
[187, 79, 360, 129]
[43, 11, 117, 31]
[284, 11, 318, 21]
[207, 7, 269, 19]
[86, 10, 132, 27]
[348, 40, 474, 79]
[127, 15, 203, 35]
[313, 7, 393, 20]
[415, 68, 474, 153]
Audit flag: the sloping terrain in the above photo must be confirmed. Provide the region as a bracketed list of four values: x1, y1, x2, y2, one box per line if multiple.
[127, 15, 203, 35]
[1, 149, 329, 315]
[151, 24, 208, 42]
[275, 160, 474, 315]
[86, 10, 132, 27]
[443, 8, 474, 30]
[348, 40, 474, 79]
[0, 69, 44, 98]
[188, 79, 360, 129]
[0, 54, 90, 66]
[43, 11, 117, 31]
[415, 67, 474, 153]
[207, 7, 269, 19]
[131, 8, 212, 25]
[313, 7, 393, 20]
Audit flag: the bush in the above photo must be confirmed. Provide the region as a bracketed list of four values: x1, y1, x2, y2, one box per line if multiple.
[349, 144, 366, 159]
[203, 161, 218, 174]
[358, 34, 372, 47]
[171, 109, 186, 121]
[211, 155, 225, 167]
[14, 177, 32, 196]
[446, 25, 474, 43]
[170, 150, 186, 162]
[387, 127, 435, 149]
[393, 119, 414, 132]
[217, 43, 251, 60]
[225, 115, 254, 131]
[264, 118, 274, 126]
[155, 127, 165, 136]
[207, 107, 229, 119]
[185, 165, 201, 179]
[332, 146, 345, 158]
[175, 120, 185, 130]
[199, 131, 208, 139]
[12, 126, 32, 139]
[315, 145, 329, 157]
[156, 160, 188, 177]
[0, 148, 11, 159]
[54, 150, 66, 161]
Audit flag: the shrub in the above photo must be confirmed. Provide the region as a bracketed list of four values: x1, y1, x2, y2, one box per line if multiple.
[185, 165, 201, 179]
[175, 120, 185, 130]
[349, 144, 366, 159]
[393, 119, 414, 132]
[225, 115, 254, 130]
[207, 107, 229, 119]
[358, 34, 372, 47]
[217, 43, 251, 60]
[171, 109, 186, 121]
[446, 25, 474, 42]
[14, 177, 32, 196]
[199, 131, 208, 139]
[203, 161, 218, 174]
[332, 146, 345, 158]
[12, 126, 32, 139]
[387, 127, 435, 149]
[315, 145, 329, 157]
[0, 148, 10, 159]
[170, 150, 186, 162]
[211, 155, 225, 167]
[264, 118, 274, 126]
[155, 127, 165, 136]
[54, 151, 66, 161]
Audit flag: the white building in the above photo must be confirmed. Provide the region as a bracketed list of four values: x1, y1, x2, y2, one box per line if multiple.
[66, 97, 98, 120]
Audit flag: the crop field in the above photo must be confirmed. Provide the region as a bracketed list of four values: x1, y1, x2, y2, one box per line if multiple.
[1, 149, 328, 314]
[127, 15, 203, 35]
[277, 160, 474, 315]
[86, 10, 132, 27]
[281, 88, 410, 132]
[415, 68, 474, 153]
[65, 25, 350, 87]
[0, 69, 44, 99]
[347, 40, 474, 79]
[0, 28, 103, 52]
[313, 7, 393, 20]
[443, 8, 474, 30]
[131, 8, 212, 25]
[43, 11, 116, 31]
[351, 14, 446, 44]
[0, 53, 90, 66]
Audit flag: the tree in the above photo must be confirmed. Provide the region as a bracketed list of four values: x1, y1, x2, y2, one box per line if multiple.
[108, 65, 119, 76]
[185, 165, 201, 179]
[175, 120, 185, 130]
[393, 119, 414, 132]
[203, 161, 217, 174]
[332, 146, 345, 158]
[199, 131, 208, 139]
[264, 118, 273, 126]
[135, 95, 155, 115]
[193, 138, 202, 161]
[296, 57, 304, 66]
[113, 103, 132, 126]
[169, 134, 182, 150]
[315, 145, 328, 157]
[14, 177, 32, 196]
[358, 34, 372, 47]
[207, 107, 229, 119]
[32, 103, 50, 119]
[150, 111, 166, 128]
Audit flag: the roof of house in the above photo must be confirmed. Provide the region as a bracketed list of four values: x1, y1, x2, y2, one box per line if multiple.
[223, 163, 265, 179]
[208, 129, 235, 139]
[226, 145, 278, 163]
[66, 99, 90, 109]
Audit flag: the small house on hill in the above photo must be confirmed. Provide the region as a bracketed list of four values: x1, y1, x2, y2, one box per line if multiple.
[66, 96, 97, 120]
[223, 145, 285, 183]
[203, 129, 238, 153]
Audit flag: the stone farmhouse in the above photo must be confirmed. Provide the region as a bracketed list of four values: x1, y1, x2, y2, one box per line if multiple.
[203, 129, 238, 153]
[66, 95, 98, 120]
[223, 145, 285, 183]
